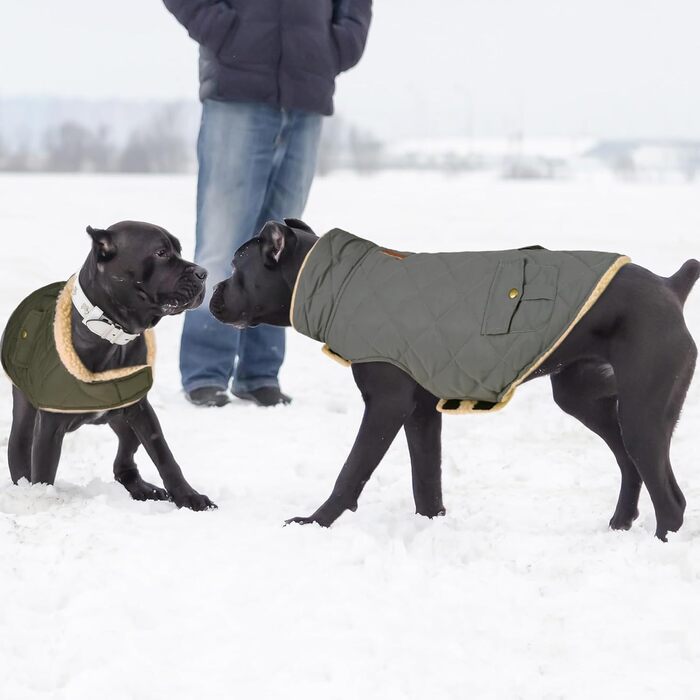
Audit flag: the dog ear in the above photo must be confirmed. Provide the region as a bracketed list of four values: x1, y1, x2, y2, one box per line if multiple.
[260, 221, 295, 267]
[166, 232, 182, 255]
[86, 225, 117, 262]
[283, 218, 315, 234]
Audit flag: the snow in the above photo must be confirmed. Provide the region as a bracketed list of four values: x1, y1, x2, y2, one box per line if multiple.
[1, 171, 699, 699]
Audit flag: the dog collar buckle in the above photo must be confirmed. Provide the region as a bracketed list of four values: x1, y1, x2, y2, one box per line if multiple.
[71, 274, 139, 346]
[83, 318, 138, 345]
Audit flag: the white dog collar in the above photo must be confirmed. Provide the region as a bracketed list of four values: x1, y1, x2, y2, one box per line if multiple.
[71, 274, 140, 345]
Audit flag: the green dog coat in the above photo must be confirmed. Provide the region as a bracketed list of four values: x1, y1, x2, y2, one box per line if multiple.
[1, 277, 155, 413]
[291, 229, 629, 414]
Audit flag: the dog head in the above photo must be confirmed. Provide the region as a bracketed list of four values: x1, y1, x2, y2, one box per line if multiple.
[83, 221, 207, 333]
[209, 219, 317, 329]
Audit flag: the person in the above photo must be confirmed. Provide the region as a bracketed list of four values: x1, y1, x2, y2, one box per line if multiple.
[163, 0, 372, 407]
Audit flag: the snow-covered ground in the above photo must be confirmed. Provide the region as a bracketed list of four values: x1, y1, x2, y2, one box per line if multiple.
[1, 172, 699, 699]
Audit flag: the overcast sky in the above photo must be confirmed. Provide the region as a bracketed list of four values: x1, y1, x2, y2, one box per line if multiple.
[1, 0, 698, 141]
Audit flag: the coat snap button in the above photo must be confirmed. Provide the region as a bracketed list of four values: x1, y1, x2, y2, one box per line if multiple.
[20, 329, 28, 339]
[508, 288, 519, 300]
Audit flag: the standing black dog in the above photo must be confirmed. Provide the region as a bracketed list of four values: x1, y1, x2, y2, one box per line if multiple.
[4, 221, 214, 510]
[210, 219, 698, 539]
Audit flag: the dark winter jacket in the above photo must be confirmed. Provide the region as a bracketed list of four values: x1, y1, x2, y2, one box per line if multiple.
[291, 230, 629, 414]
[162, 0, 372, 115]
[1, 278, 155, 413]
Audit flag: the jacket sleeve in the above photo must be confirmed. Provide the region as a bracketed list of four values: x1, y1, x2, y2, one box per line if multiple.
[332, 0, 372, 73]
[162, 0, 238, 55]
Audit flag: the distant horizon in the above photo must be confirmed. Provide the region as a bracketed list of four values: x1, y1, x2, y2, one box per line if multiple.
[2, 94, 699, 145]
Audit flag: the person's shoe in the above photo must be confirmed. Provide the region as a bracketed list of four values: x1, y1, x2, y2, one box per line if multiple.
[186, 386, 230, 407]
[232, 386, 292, 407]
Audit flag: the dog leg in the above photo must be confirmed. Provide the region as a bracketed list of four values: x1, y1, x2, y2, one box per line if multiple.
[30, 410, 67, 485]
[551, 361, 642, 530]
[121, 399, 215, 511]
[8, 387, 37, 483]
[286, 362, 417, 527]
[404, 385, 445, 518]
[612, 327, 695, 540]
[109, 416, 168, 502]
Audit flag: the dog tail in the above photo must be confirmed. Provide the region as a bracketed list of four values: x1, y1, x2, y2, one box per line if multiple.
[667, 259, 700, 307]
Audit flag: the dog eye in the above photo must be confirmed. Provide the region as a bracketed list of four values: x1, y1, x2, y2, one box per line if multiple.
[155, 249, 169, 258]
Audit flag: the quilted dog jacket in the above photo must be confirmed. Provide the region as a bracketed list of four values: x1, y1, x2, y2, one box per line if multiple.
[291, 229, 629, 413]
[1, 277, 155, 413]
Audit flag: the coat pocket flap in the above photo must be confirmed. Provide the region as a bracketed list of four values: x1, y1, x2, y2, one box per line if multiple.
[521, 281, 556, 300]
[481, 260, 525, 335]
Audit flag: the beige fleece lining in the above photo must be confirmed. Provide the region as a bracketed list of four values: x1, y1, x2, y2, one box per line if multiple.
[289, 240, 320, 330]
[322, 344, 352, 367]
[53, 276, 156, 384]
[436, 255, 631, 414]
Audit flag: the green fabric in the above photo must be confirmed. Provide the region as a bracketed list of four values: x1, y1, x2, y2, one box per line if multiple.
[1, 282, 153, 412]
[292, 229, 627, 411]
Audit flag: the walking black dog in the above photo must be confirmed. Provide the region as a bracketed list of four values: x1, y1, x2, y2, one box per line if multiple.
[210, 219, 698, 539]
[3, 221, 215, 510]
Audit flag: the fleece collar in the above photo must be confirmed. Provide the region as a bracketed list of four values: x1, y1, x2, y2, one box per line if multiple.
[71, 274, 139, 345]
[55, 276, 156, 388]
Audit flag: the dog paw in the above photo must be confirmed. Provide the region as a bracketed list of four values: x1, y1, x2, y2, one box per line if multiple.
[125, 478, 169, 502]
[608, 507, 639, 531]
[117, 471, 169, 502]
[416, 506, 447, 519]
[284, 515, 328, 528]
[170, 489, 217, 511]
[654, 510, 683, 542]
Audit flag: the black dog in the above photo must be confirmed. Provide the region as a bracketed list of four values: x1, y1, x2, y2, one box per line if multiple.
[211, 219, 698, 539]
[5, 221, 215, 510]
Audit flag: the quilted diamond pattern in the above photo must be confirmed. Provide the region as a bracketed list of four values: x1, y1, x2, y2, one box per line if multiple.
[292, 230, 627, 410]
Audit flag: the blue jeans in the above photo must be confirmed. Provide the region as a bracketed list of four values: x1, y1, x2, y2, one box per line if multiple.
[180, 100, 322, 393]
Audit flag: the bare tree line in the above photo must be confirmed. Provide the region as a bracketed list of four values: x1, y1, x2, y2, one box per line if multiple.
[0, 107, 388, 175]
[6, 101, 694, 181]
[0, 106, 192, 174]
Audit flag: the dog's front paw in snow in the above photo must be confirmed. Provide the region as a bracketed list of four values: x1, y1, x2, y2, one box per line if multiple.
[169, 487, 217, 511]
[284, 515, 329, 528]
[117, 471, 169, 502]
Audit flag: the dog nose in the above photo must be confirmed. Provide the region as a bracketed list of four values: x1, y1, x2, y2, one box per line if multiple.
[188, 265, 208, 280]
